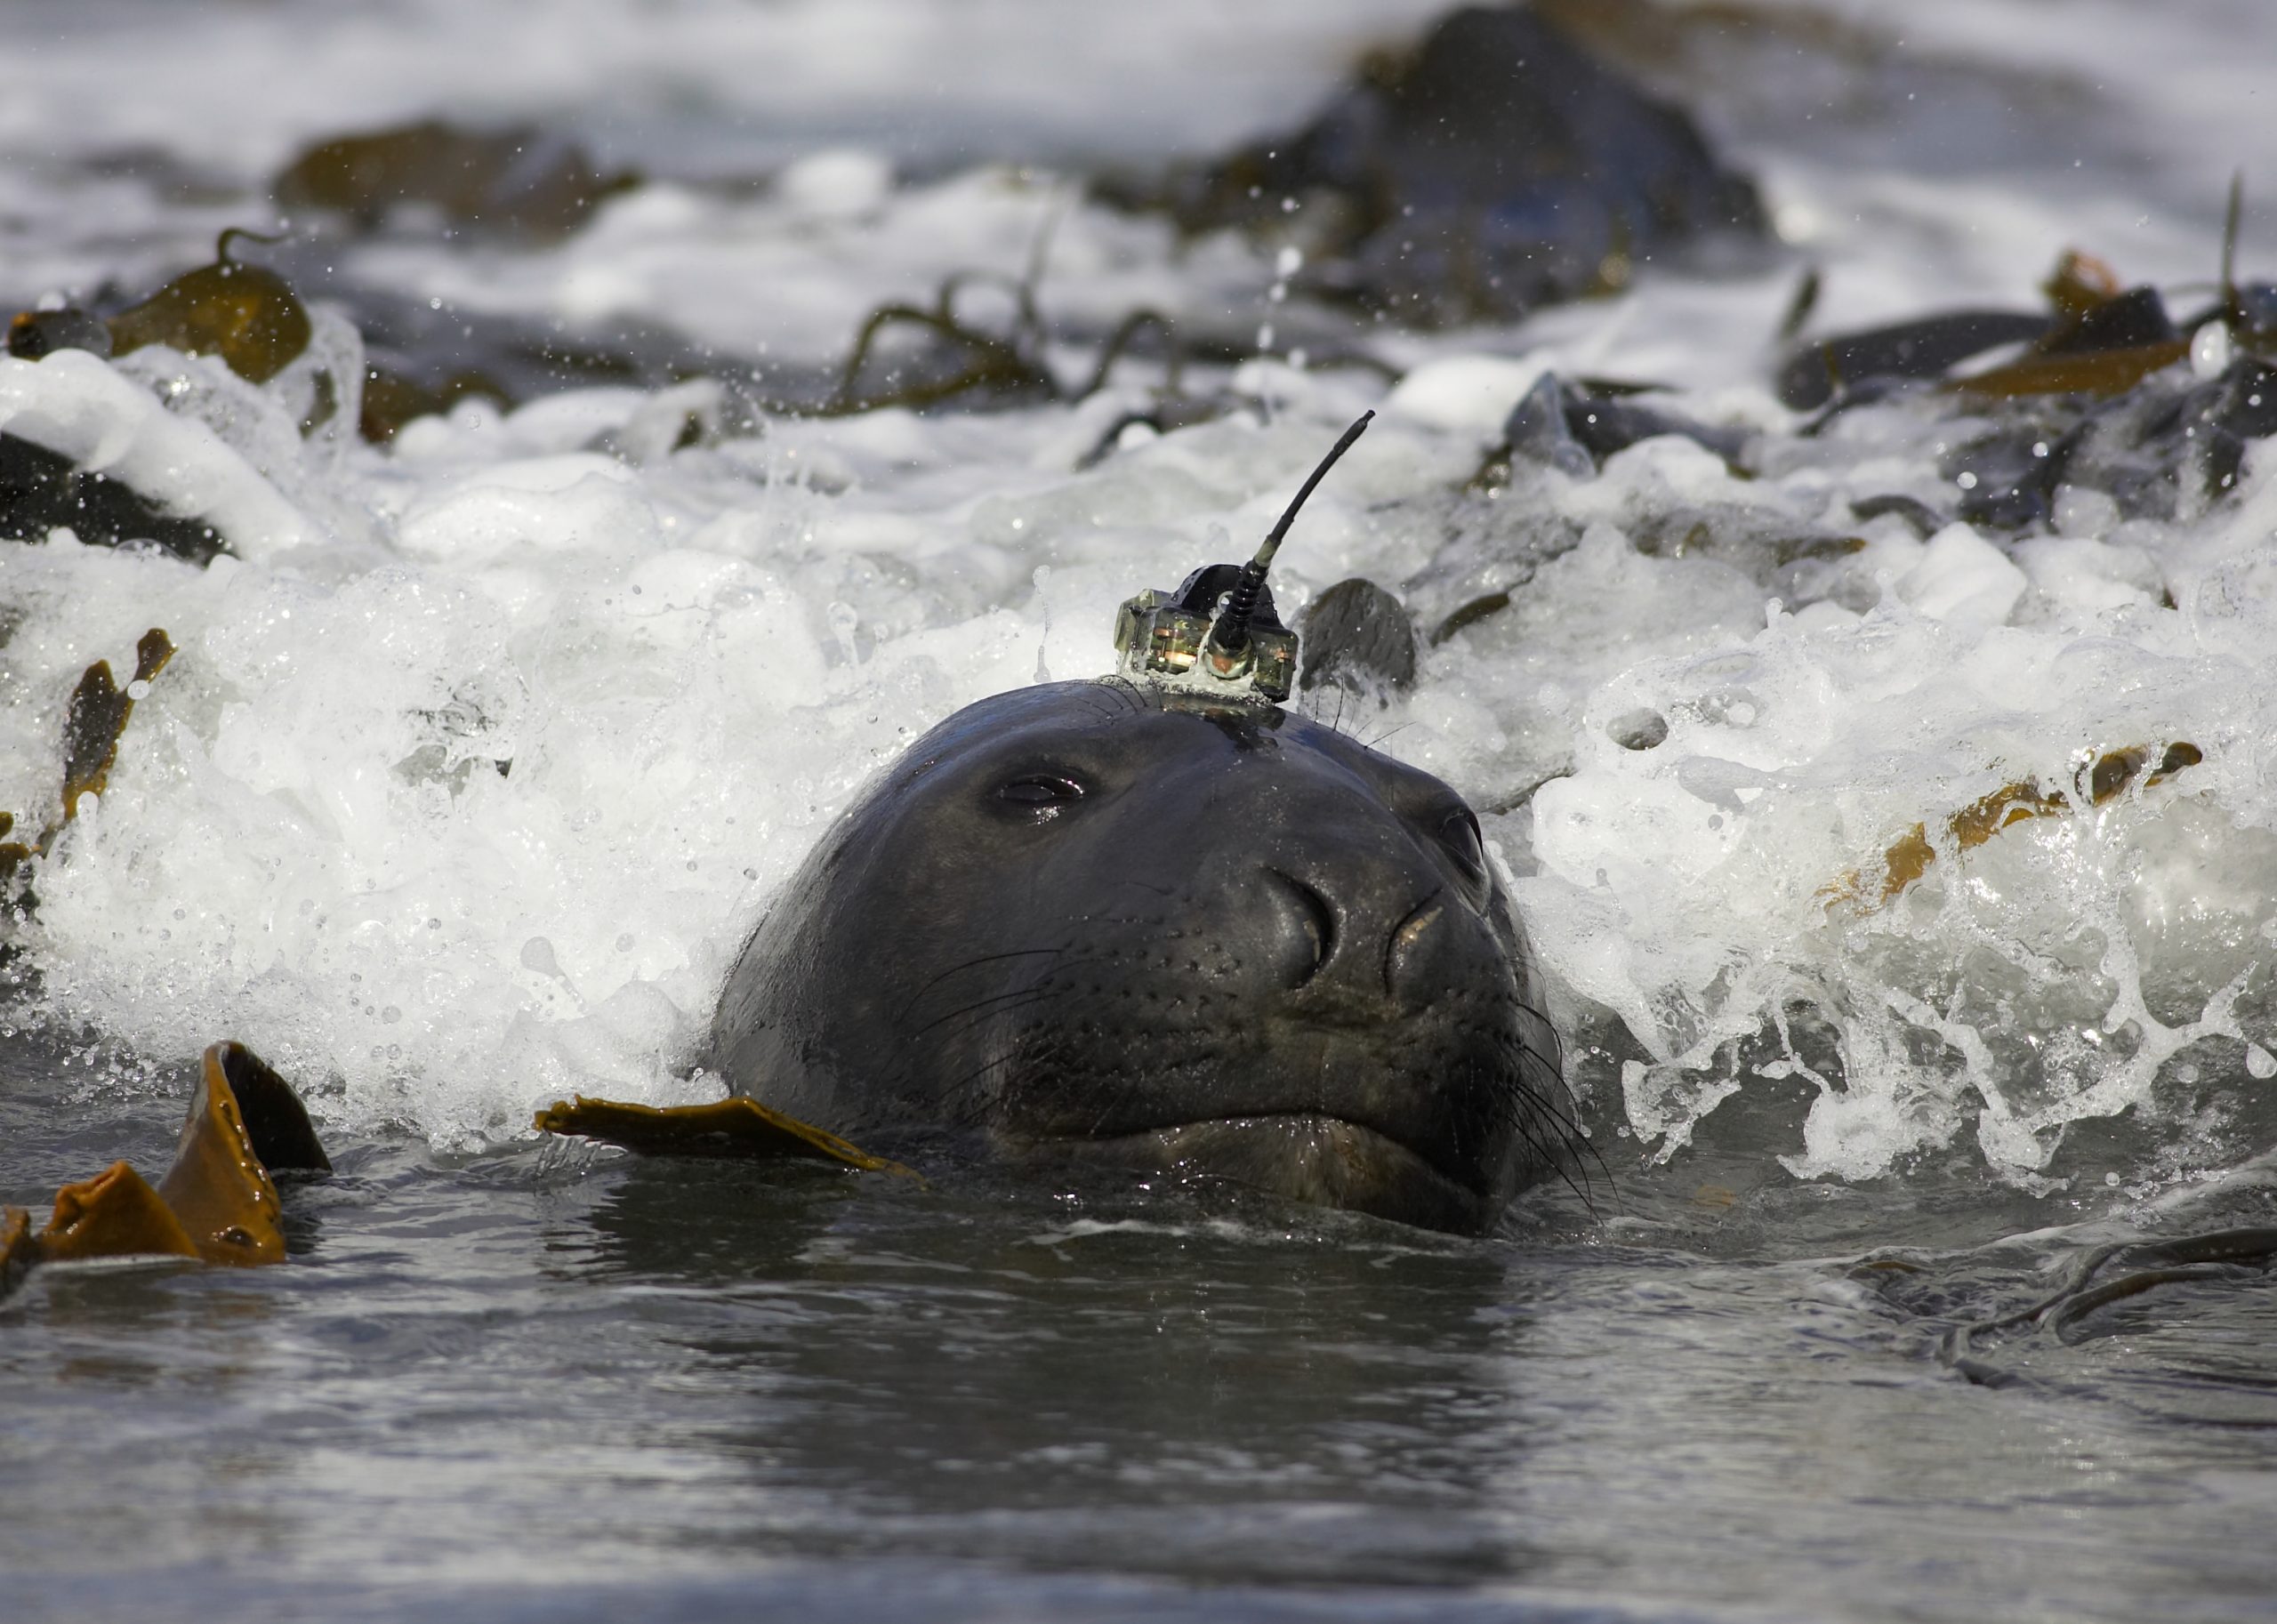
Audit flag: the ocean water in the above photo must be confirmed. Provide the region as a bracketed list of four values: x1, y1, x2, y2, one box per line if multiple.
[5, 3, 2277, 1620]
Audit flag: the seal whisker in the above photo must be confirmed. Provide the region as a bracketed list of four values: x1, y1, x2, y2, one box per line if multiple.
[910, 946, 1069, 1000]
[1509, 1055, 1609, 1211]
[908, 953, 1114, 1032]
[944, 1031, 1076, 1114]
[913, 985, 1075, 1042]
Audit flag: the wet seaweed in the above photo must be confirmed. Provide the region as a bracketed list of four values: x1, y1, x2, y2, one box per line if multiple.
[1939, 1225, 2277, 1385]
[0, 628, 176, 897]
[1825, 740, 2203, 911]
[817, 258, 1268, 446]
[104, 228, 311, 384]
[274, 119, 637, 242]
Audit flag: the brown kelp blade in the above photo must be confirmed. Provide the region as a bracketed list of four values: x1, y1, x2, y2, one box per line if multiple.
[1951, 338, 2190, 400]
[1, 1205, 37, 1296]
[1824, 741, 2203, 910]
[6, 627, 177, 884]
[2, 1041, 330, 1298]
[106, 230, 311, 385]
[535, 1095, 915, 1177]
[37, 1162, 203, 1264]
[203, 1041, 332, 1175]
[150, 1041, 331, 1266]
[61, 629, 174, 823]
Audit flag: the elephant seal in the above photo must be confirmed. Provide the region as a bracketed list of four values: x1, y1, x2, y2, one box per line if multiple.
[706, 679, 1572, 1233]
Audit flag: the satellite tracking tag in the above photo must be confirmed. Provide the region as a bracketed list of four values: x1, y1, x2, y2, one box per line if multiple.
[1111, 410, 1372, 706]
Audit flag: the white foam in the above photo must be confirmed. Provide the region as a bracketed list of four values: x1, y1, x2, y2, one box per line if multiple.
[0, 351, 318, 559]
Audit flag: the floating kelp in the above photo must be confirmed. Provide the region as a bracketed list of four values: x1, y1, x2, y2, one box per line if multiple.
[1847, 492, 1950, 537]
[535, 1095, 913, 1176]
[104, 229, 311, 385]
[274, 119, 637, 242]
[62, 629, 175, 823]
[1827, 741, 2202, 910]
[1152, 5, 1766, 324]
[1950, 280, 2187, 404]
[0, 432, 225, 563]
[0, 1042, 330, 1301]
[0, 812, 27, 886]
[0, 629, 175, 893]
[11, 227, 713, 446]
[1937, 1223, 2277, 1386]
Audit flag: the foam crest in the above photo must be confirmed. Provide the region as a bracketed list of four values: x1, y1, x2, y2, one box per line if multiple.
[1512, 454, 2277, 1181]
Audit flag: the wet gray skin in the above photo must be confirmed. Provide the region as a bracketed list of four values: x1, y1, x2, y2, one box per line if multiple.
[708, 678, 1571, 1232]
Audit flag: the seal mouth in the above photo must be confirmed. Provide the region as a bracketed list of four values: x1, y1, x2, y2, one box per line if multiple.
[1058, 1113, 1494, 1234]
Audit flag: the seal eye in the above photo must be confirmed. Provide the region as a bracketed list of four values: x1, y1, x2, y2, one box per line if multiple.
[997, 774, 1086, 819]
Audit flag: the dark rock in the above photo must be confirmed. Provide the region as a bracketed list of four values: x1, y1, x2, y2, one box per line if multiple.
[1565, 386, 1747, 467]
[1164, 5, 1765, 325]
[1941, 354, 2277, 531]
[1606, 708, 1668, 751]
[1299, 578, 1419, 695]
[2064, 353, 2277, 519]
[1504, 371, 1745, 475]
[1503, 373, 1595, 478]
[1943, 413, 2071, 529]
[0, 434, 226, 565]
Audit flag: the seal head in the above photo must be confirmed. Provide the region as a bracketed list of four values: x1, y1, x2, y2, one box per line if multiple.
[708, 679, 1569, 1232]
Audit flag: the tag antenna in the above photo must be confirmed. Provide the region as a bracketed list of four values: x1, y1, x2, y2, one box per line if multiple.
[1208, 410, 1373, 661]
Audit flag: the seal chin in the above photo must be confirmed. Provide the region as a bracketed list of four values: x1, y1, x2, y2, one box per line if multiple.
[1070, 1114, 1497, 1234]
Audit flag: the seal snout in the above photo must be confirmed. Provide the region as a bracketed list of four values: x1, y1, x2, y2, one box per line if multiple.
[1245, 855, 1471, 1022]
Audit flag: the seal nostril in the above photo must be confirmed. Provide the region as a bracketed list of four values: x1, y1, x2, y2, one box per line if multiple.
[1264, 868, 1336, 988]
[1385, 890, 1448, 1012]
